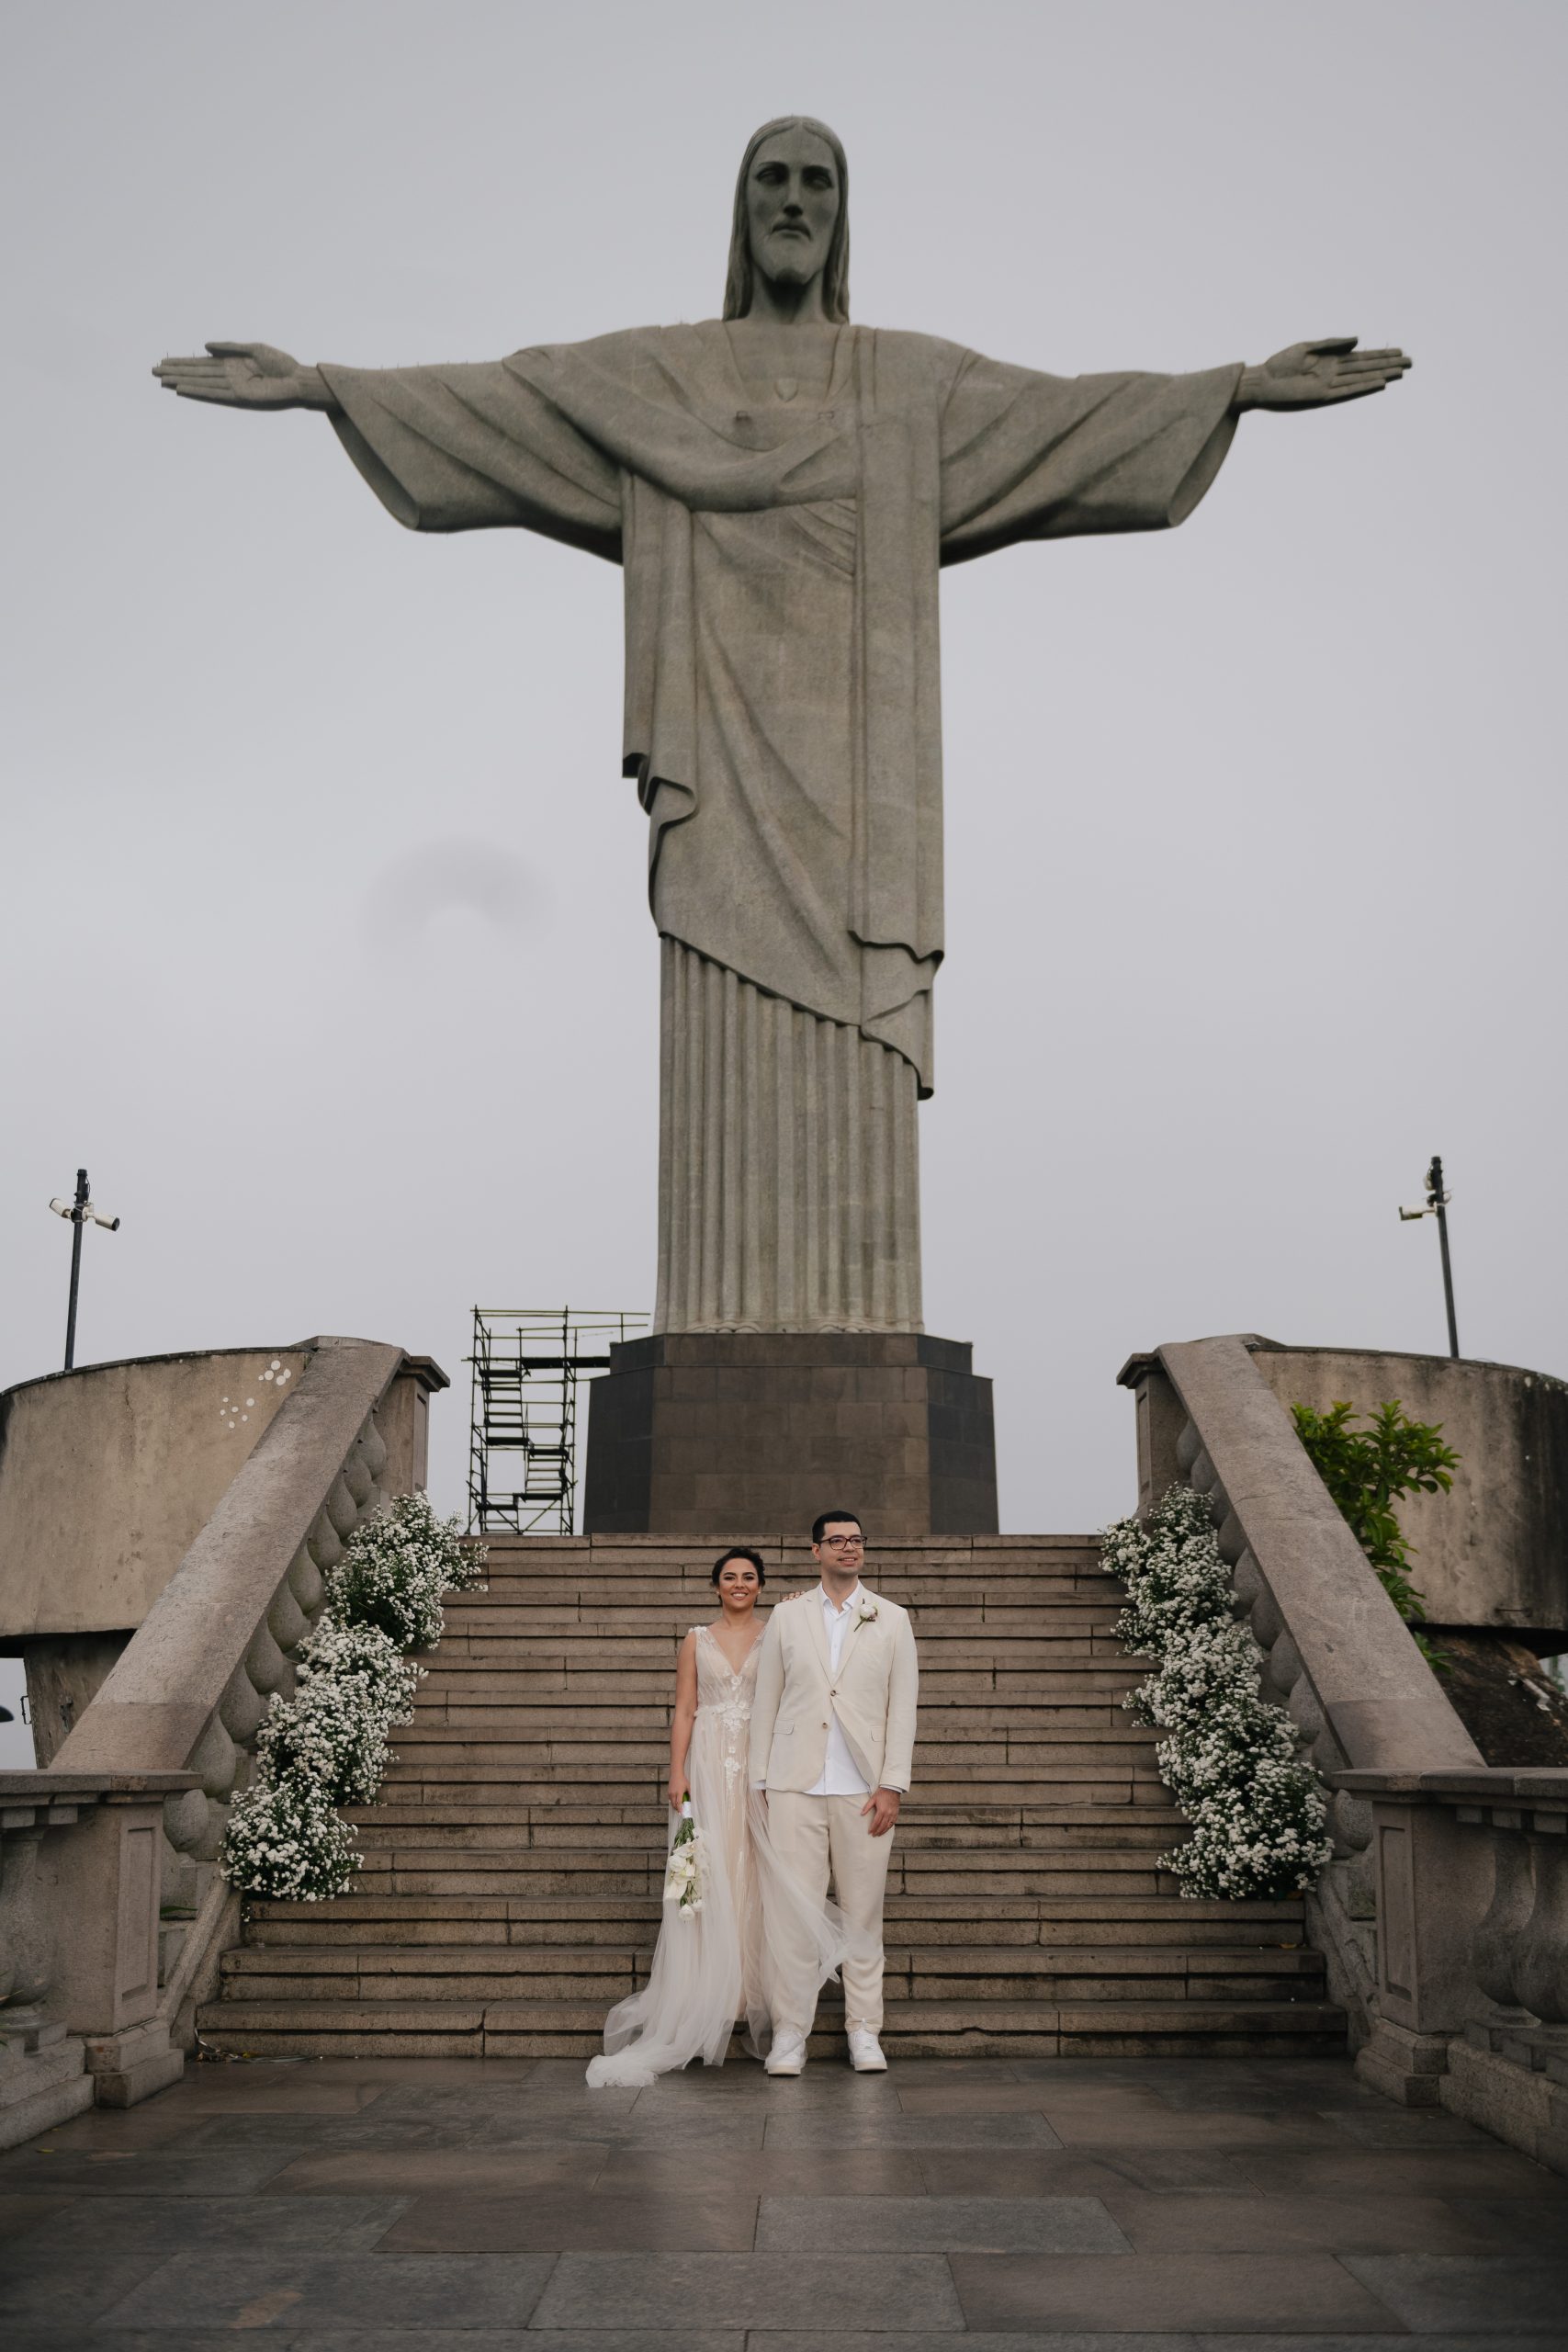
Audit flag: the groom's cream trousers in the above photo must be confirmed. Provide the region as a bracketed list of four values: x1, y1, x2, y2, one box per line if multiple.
[763, 1792, 893, 2036]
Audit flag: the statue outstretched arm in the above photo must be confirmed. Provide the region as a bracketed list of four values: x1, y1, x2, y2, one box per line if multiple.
[152, 340, 624, 555]
[153, 342, 339, 413]
[1235, 337, 1411, 413]
[936, 328, 1412, 563]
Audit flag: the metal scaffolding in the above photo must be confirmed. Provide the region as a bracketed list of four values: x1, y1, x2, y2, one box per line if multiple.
[467, 1306, 648, 1535]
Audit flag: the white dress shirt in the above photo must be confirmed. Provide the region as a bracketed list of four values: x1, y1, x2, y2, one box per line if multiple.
[807, 1583, 873, 1798]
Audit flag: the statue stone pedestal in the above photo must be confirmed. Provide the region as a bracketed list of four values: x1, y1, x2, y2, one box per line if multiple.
[582, 1333, 997, 1537]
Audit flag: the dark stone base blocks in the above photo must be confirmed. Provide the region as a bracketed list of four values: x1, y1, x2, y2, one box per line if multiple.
[581, 1331, 998, 1536]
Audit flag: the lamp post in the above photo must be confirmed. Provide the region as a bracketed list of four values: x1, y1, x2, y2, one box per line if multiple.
[1398, 1154, 1459, 1360]
[49, 1168, 120, 1372]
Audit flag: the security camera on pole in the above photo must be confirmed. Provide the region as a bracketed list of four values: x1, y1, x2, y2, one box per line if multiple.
[49, 1168, 120, 1372]
[1398, 1155, 1460, 1361]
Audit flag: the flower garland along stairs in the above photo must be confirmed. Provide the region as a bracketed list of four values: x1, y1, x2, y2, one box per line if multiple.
[202, 1532, 1346, 2059]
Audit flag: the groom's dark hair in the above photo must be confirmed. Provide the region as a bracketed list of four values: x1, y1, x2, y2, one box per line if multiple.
[811, 1509, 862, 1544]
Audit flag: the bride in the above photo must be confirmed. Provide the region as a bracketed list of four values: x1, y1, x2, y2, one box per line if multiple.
[585, 1547, 847, 2086]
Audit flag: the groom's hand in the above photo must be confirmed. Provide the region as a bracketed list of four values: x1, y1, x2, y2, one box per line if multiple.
[862, 1788, 901, 1838]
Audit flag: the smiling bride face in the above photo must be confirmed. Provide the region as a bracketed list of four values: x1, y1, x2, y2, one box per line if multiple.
[711, 1547, 766, 1616]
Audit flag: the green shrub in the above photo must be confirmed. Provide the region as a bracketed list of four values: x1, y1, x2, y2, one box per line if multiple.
[1291, 1399, 1458, 1670]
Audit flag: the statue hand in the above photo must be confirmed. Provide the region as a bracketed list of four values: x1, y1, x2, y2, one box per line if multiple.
[1238, 338, 1412, 413]
[152, 342, 333, 410]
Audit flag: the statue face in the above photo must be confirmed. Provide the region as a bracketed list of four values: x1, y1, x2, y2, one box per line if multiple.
[746, 126, 840, 295]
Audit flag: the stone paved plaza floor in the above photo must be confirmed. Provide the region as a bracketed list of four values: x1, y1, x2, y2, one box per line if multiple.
[4, 2053, 1568, 2345]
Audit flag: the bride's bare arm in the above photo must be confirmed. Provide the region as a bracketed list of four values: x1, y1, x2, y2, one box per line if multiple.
[668, 1631, 698, 1811]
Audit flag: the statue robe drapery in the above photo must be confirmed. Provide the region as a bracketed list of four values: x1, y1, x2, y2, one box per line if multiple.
[321, 325, 1241, 1330]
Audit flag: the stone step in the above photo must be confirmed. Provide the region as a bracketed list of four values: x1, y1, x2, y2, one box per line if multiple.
[378, 1753, 1168, 1784]
[346, 1818, 1181, 1856]
[370, 1780, 1168, 1813]
[442, 1604, 1121, 1634]
[443, 1596, 1111, 1623]
[387, 1712, 1158, 1744]
[196, 1993, 1345, 2063]
[217, 1974, 1325, 2012]
[351, 1835, 1184, 1872]
[414, 1647, 1145, 1677]
[437, 1597, 1118, 1631]
[446, 1598, 1114, 1627]
[351, 1865, 1182, 1903]
[472, 1538, 1100, 1562]
[462, 1548, 1101, 1568]
[405, 1688, 1145, 1725]
[348, 1799, 1182, 1829]
[411, 1656, 1146, 1693]
[457, 1589, 1114, 1607]
[466, 1583, 1117, 1597]
[430, 1650, 1115, 1690]
[244, 1891, 1309, 1945]
[221, 1944, 645, 2000]
[218, 1939, 1324, 2007]
[378, 1745, 1162, 1781]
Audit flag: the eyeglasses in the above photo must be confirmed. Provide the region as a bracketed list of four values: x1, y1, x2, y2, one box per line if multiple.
[819, 1534, 863, 1550]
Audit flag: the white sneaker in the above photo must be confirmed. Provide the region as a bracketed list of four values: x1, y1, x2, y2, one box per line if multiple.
[847, 2029, 887, 2072]
[766, 2031, 807, 2076]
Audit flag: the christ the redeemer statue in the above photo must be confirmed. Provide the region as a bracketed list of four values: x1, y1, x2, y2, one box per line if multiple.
[157, 117, 1408, 1339]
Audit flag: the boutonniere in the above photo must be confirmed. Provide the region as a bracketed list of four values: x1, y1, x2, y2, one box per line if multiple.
[855, 1601, 879, 1626]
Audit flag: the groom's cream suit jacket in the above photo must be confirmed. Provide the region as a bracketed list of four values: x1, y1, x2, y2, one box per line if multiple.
[749, 1585, 919, 1796]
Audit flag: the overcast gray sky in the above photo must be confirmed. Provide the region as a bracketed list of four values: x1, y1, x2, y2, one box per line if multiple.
[4, 1, 1563, 1709]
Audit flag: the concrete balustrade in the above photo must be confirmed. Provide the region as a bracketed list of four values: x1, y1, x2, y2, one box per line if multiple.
[0, 1337, 447, 2116]
[1120, 1334, 1568, 2175]
[1118, 1335, 1483, 2044]
[1335, 1767, 1568, 2172]
[0, 1770, 196, 2145]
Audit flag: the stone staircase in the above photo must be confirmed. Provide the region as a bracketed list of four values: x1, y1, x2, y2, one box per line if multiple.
[201, 1536, 1345, 2060]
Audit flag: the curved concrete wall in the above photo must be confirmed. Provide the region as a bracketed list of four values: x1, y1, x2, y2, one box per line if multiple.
[0, 1348, 311, 1638]
[1249, 1343, 1568, 1640]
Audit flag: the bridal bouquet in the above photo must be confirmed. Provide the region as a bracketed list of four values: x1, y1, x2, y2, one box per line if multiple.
[663, 1793, 707, 1918]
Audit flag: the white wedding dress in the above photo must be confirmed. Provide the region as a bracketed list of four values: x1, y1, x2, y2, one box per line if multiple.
[585, 1621, 849, 2086]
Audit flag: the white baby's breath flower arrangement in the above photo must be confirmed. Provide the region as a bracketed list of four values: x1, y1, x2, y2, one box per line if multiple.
[324, 1494, 482, 1649]
[217, 1772, 362, 1905]
[663, 1792, 707, 1917]
[1100, 1484, 1332, 1902]
[254, 1619, 422, 1807]
[220, 1493, 486, 1902]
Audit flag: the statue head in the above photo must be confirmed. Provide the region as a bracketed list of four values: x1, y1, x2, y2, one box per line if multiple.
[724, 117, 850, 322]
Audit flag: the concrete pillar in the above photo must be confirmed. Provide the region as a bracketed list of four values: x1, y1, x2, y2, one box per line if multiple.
[49, 1794, 182, 2105]
[1356, 1790, 1492, 2106]
[376, 1355, 448, 1496]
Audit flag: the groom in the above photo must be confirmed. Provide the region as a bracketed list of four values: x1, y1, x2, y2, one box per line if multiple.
[749, 1510, 919, 2074]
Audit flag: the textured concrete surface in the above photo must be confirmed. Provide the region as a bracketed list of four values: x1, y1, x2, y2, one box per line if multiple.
[1249, 1343, 1568, 1643]
[582, 1332, 998, 1536]
[3, 2052, 1565, 2344]
[51, 1337, 403, 1778]
[0, 1347, 309, 1645]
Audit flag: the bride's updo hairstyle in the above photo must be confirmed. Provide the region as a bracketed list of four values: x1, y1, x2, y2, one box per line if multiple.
[711, 1545, 767, 1588]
